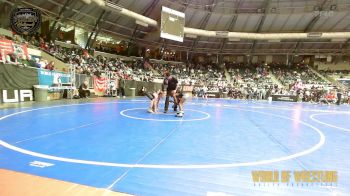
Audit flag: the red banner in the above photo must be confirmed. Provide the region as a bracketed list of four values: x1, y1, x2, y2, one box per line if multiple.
[0, 39, 13, 61]
[182, 85, 194, 92]
[0, 39, 29, 61]
[93, 76, 107, 92]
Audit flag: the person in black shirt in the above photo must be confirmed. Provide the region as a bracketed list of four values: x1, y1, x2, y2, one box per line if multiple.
[336, 90, 342, 105]
[79, 80, 90, 98]
[162, 71, 169, 91]
[163, 72, 178, 113]
[118, 77, 126, 98]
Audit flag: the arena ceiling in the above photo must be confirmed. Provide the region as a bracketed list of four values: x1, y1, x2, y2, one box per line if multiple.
[5, 0, 350, 55]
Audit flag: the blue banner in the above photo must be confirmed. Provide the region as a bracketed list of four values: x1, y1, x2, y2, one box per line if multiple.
[38, 69, 70, 86]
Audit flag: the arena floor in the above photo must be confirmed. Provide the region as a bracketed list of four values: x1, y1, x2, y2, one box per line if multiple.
[0, 97, 349, 196]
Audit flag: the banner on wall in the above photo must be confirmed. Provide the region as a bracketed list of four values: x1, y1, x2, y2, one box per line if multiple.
[0, 39, 29, 60]
[93, 76, 107, 92]
[38, 69, 70, 86]
[272, 95, 298, 102]
[182, 85, 194, 92]
[1, 89, 33, 103]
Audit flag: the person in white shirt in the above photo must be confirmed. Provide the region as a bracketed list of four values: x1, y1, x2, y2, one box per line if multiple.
[305, 90, 310, 101]
[38, 59, 47, 69]
[202, 85, 208, 100]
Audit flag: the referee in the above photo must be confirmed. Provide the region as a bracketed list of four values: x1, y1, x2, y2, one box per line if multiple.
[163, 71, 178, 113]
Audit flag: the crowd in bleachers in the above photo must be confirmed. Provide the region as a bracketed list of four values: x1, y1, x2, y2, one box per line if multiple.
[319, 70, 350, 77]
[223, 63, 273, 100]
[273, 65, 328, 87]
[33, 38, 155, 81]
[2, 32, 350, 104]
[319, 70, 350, 88]
[267, 63, 347, 103]
[153, 63, 227, 86]
[0, 34, 57, 70]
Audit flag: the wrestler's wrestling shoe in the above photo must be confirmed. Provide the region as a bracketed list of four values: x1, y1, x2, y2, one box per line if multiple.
[148, 108, 154, 113]
[176, 111, 184, 117]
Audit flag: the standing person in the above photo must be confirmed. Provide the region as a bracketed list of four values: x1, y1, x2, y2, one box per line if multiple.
[118, 76, 126, 98]
[163, 71, 178, 113]
[336, 90, 342, 105]
[202, 85, 208, 100]
[162, 71, 169, 92]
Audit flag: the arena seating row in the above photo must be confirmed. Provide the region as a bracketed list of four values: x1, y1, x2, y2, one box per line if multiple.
[2, 32, 349, 104]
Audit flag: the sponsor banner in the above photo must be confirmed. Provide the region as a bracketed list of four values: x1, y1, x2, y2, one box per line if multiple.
[0, 39, 29, 60]
[251, 170, 337, 186]
[1, 89, 33, 103]
[38, 69, 70, 86]
[0, 64, 38, 103]
[94, 76, 107, 92]
[207, 91, 220, 98]
[182, 85, 194, 92]
[0, 39, 13, 55]
[272, 94, 298, 102]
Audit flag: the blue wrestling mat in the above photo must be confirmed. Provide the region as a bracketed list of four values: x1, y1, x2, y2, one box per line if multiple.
[0, 98, 349, 195]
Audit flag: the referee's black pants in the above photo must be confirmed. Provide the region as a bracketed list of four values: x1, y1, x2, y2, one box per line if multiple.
[164, 90, 177, 112]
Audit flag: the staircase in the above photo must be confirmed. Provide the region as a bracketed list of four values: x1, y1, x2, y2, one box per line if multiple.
[268, 71, 285, 88]
[224, 68, 231, 82]
[151, 66, 160, 76]
[308, 66, 347, 89]
[41, 50, 69, 72]
[308, 66, 332, 83]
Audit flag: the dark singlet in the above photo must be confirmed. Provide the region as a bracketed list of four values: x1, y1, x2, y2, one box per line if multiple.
[177, 92, 184, 99]
[145, 92, 155, 100]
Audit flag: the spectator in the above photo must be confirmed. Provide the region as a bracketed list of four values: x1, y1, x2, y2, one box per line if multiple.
[45, 61, 55, 70]
[118, 76, 126, 98]
[336, 90, 342, 105]
[78, 80, 90, 98]
[37, 59, 47, 69]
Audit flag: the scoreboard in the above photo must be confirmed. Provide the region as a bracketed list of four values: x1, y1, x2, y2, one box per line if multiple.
[160, 6, 185, 42]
